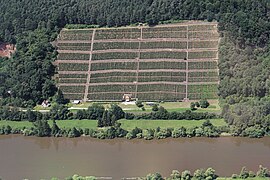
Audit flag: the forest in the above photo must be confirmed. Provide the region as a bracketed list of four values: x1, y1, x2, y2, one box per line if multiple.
[0, 0, 269, 133]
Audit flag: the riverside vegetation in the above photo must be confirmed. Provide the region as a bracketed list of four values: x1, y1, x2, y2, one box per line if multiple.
[0, 104, 268, 139]
[32, 166, 269, 180]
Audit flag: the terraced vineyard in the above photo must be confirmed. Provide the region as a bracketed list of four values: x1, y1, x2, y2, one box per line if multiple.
[56, 22, 219, 101]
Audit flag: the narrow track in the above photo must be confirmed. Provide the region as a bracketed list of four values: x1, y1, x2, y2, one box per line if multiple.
[84, 29, 96, 101]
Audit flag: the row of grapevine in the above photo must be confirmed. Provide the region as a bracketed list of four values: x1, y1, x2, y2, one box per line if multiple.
[58, 74, 87, 78]
[139, 61, 186, 70]
[142, 32, 187, 39]
[59, 78, 87, 83]
[188, 41, 218, 49]
[95, 32, 141, 40]
[59, 86, 86, 93]
[188, 51, 217, 59]
[140, 51, 187, 59]
[57, 42, 91, 51]
[188, 61, 218, 69]
[188, 84, 218, 93]
[88, 93, 126, 101]
[137, 84, 186, 92]
[188, 32, 219, 39]
[64, 94, 85, 100]
[188, 77, 219, 82]
[59, 30, 93, 41]
[143, 26, 187, 32]
[93, 42, 140, 50]
[58, 46, 90, 51]
[138, 76, 186, 82]
[58, 53, 90, 60]
[189, 71, 218, 77]
[91, 71, 137, 78]
[92, 52, 138, 60]
[89, 84, 136, 93]
[138, 71, 186, 77]
[90, 76, 137, 83]
[137, 93, 186, 101]
[188, 92, 218, 100]
[140, 41, 187, 49]
[188, 25, 216, 31]
[59, 63, 89, 71]
[91, 62, 137, 71]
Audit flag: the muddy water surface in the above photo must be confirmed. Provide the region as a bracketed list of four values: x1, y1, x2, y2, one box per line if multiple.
[0, 135, 269, 180]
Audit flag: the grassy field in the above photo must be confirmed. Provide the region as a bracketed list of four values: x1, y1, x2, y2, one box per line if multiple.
[63, 99, 221, 114]
[119, 119, 226, 130]
[0, 119, 226, 130]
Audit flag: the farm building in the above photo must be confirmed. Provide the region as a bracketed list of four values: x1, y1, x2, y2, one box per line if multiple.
[55, 21, 219, 101]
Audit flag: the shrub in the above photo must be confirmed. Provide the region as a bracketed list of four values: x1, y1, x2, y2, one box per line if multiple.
[152, 104, 159, 111]
[136, 101, 144, 108]
[200, 99, 210, 108]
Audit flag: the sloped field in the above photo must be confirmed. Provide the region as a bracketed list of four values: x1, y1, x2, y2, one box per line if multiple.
[56, 22, 219, 101]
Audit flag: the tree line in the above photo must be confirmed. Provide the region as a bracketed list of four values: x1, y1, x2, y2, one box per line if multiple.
[144, 166, 269, 180]
[28, 165, 269, 180]
[0, 104, 219, 122]
[0, 0, 269, 48]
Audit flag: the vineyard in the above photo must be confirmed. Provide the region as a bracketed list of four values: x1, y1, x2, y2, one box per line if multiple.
[56, 22, 219, 101]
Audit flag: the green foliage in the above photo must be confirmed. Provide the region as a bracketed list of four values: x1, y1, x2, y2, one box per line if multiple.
[200, 99, 210, 108]
[136, 101, 144, 108]
[190, 102, 196, 111]
[0, 29, 57, 107]
[152, 104, 159, 112]
[33, 120, 51, 137]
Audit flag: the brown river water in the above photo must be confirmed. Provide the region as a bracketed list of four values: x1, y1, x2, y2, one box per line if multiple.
[0, 135, 269, 180]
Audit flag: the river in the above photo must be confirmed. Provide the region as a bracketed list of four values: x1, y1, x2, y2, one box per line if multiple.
[0, 135, 269, 180]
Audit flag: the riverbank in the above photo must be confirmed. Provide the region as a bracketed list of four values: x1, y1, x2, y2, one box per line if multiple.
[0, 119, 268, 139]
[0, 119, 226, 130]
